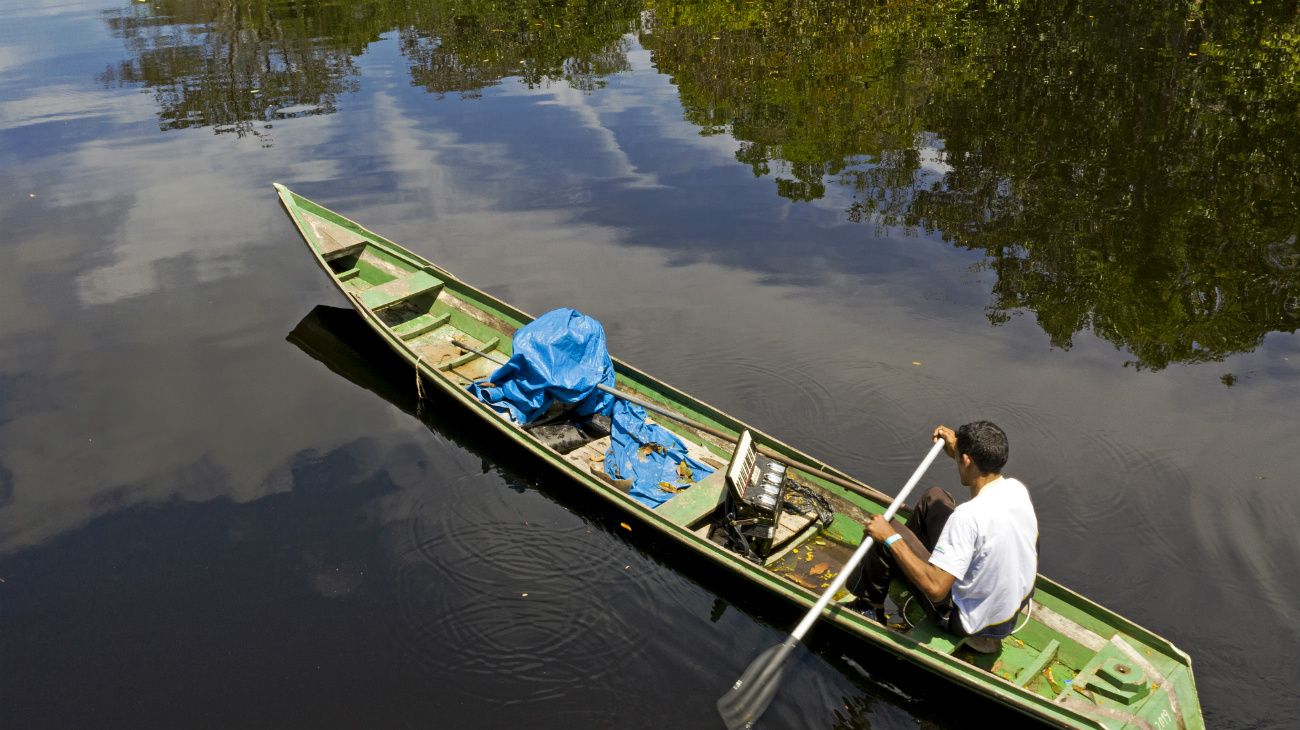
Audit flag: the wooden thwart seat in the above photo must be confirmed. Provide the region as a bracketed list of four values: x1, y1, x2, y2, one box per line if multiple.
[358, 270, 443, 310]
[656, 472, 727, 525]
[308, 216, 371, 262]
[1014, 639, 1059, 686]
[905, 614, 964, 654]
[391, 312, 451, 341]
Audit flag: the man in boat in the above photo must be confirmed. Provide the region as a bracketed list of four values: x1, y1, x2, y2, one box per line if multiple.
[851, 421, 1038, 647]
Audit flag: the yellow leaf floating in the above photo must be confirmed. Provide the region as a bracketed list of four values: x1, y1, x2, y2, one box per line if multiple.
[810, 562, 831, 576]
[806, 553, 814, 562]
[619, 522, 631, 531]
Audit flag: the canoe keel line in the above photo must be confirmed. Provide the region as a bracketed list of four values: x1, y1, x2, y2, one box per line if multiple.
[275, 184, 1203, 729]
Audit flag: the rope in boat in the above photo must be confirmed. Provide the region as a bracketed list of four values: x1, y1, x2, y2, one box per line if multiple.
[413, 349, 429, 418]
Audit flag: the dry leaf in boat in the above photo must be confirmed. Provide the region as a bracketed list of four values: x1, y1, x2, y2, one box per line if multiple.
[806, 553, 814, 562]
[676, 461, 695, 482]
[810, 562, 831, 576]
[638, 444, 654, 461]
[658, 482, 680, 494]
[589, 453, 606, 462]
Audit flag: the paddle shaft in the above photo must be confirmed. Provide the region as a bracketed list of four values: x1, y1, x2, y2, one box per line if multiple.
[790, 437, 946, 641]
[716, 439, 948, 729]
[448, 338, 890, 504]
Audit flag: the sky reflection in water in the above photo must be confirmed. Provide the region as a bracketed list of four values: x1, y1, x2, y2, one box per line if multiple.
[1, 1, 1298, 728]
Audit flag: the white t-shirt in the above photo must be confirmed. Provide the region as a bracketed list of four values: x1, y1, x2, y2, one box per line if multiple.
[928, 477, 1038, 635]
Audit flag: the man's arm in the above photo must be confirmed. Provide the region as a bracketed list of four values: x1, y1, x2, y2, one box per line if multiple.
[865, 514, 955, 603]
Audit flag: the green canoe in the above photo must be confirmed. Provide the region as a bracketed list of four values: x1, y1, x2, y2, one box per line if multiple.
[275, 184, 1203, 729]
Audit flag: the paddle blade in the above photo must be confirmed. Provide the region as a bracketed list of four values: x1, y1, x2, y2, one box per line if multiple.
[716, 641, 796, 730]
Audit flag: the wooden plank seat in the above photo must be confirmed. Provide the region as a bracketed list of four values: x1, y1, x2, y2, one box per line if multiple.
[1015, 639, 1060, 686]
[357, 270, 443, 310]
[904, 614, 964, 654]
[308, 216, 371, 261]
[391, 312, 451, 341]
[656, 471, 727, 526]
[323, 243, 367, 263]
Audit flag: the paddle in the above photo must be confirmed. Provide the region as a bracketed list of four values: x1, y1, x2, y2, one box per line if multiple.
[716, 438, 947, 730]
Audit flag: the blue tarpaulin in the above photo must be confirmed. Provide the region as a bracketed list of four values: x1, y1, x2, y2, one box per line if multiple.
[467, 308, 615, 424]
[603, 399, 715, 508]
[468, 308, 713, 508]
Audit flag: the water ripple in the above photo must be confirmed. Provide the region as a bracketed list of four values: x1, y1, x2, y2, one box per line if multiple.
[693, 344, 848, 459]
[1050, 431, 1197, 585]
[386, 478, 680, 704]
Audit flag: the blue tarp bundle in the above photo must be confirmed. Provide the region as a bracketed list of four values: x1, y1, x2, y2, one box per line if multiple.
[467, 307, 615, 424]
[468, 308, 713, 508]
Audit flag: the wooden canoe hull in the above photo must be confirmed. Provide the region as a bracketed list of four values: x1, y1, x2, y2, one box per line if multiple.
[276, 184, 1203, 729]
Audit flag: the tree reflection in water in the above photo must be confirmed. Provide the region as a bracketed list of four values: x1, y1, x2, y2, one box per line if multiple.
[101, 0, 1300, 369]
[645, 0, 1300, 370]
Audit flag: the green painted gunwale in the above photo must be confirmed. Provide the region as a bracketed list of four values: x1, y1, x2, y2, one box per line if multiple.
[275, 184, 1203, 729]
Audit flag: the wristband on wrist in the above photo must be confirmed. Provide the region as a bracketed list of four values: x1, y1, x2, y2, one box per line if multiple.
[884, 533, 903, 549]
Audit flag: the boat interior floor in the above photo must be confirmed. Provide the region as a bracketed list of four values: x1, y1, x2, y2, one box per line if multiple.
[327, 266, 1107, 704]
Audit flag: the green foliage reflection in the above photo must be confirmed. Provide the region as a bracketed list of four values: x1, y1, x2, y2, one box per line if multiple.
[97, 0, 1300, 369]
[396, 0, 640, 96]
[644, 0, 1300, 369]
[100, 0, 641, 133]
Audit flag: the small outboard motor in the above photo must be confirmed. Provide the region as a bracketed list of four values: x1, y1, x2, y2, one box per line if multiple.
[720, 430, 790, 561]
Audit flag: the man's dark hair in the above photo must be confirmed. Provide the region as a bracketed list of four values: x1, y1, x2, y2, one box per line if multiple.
[956, 421, 1009, 474]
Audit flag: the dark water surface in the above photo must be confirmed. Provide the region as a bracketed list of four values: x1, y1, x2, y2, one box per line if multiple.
[2, 1, 1298, 728]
